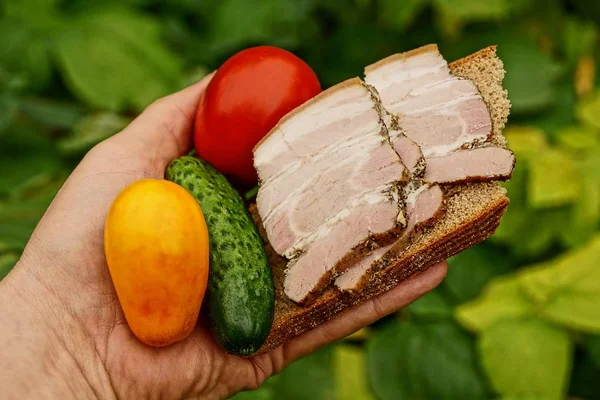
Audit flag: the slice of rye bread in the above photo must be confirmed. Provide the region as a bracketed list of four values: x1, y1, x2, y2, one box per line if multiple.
[249, 45, 511, 355]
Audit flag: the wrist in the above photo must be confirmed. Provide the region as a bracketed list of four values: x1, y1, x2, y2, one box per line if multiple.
[0, 261, 116, 400]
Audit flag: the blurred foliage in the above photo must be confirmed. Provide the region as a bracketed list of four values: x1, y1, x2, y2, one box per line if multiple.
[1, 0, 600, 399]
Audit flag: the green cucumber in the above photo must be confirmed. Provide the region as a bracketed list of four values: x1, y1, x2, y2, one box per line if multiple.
[166, 156, 274, 355]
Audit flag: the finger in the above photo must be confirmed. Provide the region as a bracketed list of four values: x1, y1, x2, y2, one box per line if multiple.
[106, 72, 215, 168]
[275, 262, 447, 365]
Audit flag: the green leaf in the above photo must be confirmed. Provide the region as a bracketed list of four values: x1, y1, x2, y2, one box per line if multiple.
[0, 195, 54, 228]
[519, 236, 600, 333]
[206, 0, 317, 58]
[492, 162, 528, 244]
[0, 0, 59, 92]
[367, 321, 486, 400]
[434, 9, 464, 41]
[479, 318, 572, 400]
[0, 148, 61, 197]
[179, 66, 211, 91]
[587, 335, 600, 368]
[506, 0, 537, 13]
[3, 0, 60, 23]
[0, 95, 19, 136]
[433, 0, 511, 21]
[497, 395, 552, 400]
[512, 210, 567, 258]
[55, 7, 182, 111]
[58, 112, 131, 156]
[491, 204, 526, 248]
[0, 21, 53, 92]
[406, 288, 454, 319]
[17, 98, 85, 130]
[0, 175, 61, 253]
[333, 345, 374, 400]
[455, 276, 533, 332]
[230, 387, 272, 400]
[503, 126, 549, 160]
[498, 37, 562, 114]
[0, 223, 34, 252]
[576, 148, 600, 184]
[528, 148, 581, 208]
[558, 177, 600, 248]
[307, 23, 424, 88]
[555, 125, 600, 154]
[272, 345, 335, 400]
[563, 17, 598, 65]
[520, 238, 600, 303]
[0, 252, 19, 281]
[0, 177, 61, 228]
[577, 90, 600, 130]
[493, 165, 565, 257]
[5, 169, 63, 200]
[444, 245, 516, 304]
[378, 0, 429, 31]
[525, 81, 577, 139]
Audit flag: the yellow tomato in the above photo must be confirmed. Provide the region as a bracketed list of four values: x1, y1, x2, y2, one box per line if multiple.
[104, 179, 209, 347]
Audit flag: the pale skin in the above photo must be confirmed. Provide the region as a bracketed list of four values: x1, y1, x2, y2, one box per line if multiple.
[0, 74, 448, 400]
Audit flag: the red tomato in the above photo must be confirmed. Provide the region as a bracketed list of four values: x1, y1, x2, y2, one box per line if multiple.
[194, 46, 322, 185]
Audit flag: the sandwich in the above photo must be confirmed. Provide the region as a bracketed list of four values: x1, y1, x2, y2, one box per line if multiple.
[250, 44, 514, 354]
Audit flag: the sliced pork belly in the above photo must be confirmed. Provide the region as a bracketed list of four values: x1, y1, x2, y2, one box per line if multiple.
[365, 45, 492, 156]
[335, 184, 445, 292]
[258, 135, 405, 256]
[336, 45, 514, 295]
[424, 147, 515, 183]
[255, 79, 386, 182]
[254, 78, 409, 304]
[285, 195, 402, 303]
[365, 44, 514, 184]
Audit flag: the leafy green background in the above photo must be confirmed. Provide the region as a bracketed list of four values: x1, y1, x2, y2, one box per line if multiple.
[2, 0, 600, 398]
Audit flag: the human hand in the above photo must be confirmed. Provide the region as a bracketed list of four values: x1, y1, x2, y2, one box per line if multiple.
[0, 75, 447, 400]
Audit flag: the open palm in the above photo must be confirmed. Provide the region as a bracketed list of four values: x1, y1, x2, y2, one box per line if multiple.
[1, 75, 447, 399]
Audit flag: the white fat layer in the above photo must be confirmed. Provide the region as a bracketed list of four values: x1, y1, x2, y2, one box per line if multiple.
[379, 76, 474, 110]
[260, 124, 383, 188]
[390, 94, 481, 117]
[254, 84, 372, 168]
[282, 98, 373, 144]
[283, 184, 398, 259]
[423, 141, 472, 158]
[258, 132, 387, 225]
[365, 50, 446, 89]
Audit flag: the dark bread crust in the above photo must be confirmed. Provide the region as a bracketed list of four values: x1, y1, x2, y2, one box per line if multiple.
[250, 46, 511, 355]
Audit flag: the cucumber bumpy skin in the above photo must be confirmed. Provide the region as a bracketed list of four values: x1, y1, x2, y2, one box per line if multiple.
[166, 156, 274, 355]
